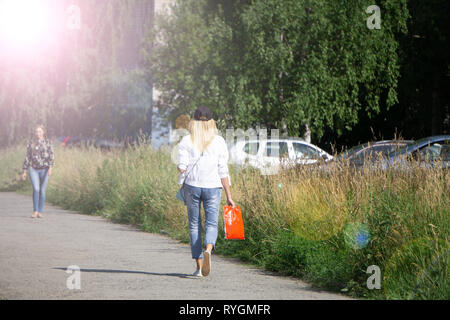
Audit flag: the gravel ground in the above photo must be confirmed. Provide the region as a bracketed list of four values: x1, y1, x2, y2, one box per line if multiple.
[0, 192, 351, 300]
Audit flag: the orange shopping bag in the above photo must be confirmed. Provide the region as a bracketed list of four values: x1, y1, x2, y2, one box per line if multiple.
[223, 205, 245, 240]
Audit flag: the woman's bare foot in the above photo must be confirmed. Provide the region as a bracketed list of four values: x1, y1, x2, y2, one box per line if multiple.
[37, 213, 44, 218]
[31, 212, 38, 218]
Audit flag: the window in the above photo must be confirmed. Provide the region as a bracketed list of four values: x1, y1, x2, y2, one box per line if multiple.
[243, 142, 259, 155]
[292, 143, 320, 160]
[265, 142, 289, 158]
[416, 143, 442, 161]
[440, 144, 450, 161]
[355, 145, 391, 161]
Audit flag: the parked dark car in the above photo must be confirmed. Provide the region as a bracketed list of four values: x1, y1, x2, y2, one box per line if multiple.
[382, 135, 450, 170]
[307, 140, 412, 173]
[336, 140, 414, 167]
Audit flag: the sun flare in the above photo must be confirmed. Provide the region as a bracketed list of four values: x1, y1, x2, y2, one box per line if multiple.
[0, 0, 54, 51]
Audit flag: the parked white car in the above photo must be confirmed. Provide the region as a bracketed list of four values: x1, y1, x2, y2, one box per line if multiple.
[228, 138, 333, 174]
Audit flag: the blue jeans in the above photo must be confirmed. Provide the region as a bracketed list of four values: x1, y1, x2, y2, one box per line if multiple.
[29, 167, 49, 213]
[184, 184, 222, 259]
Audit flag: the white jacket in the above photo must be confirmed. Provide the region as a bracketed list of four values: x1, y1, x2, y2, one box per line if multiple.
[177, 134, 231, 188]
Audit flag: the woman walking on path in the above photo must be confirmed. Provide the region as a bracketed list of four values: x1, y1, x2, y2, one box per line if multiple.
[21, 125, 54, 218]
[177, 107, 235, 277]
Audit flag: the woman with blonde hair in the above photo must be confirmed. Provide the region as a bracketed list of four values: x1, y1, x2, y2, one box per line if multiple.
[177, 106, 235, 277]
[22, 125, 54, 218]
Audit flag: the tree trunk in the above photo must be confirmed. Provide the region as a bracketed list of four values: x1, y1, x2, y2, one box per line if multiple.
[304, 122, 311, 143]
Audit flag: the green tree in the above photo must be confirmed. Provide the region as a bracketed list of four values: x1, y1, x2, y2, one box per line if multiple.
[0, 0, 154, 146]
[321, 0, 449, 148]
[145, 0, 409, 141]
[394, 0, 449, 137]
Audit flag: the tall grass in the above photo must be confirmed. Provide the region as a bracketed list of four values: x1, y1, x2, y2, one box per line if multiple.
[0, 144, 29, 191]
[0, 142, 448, 299]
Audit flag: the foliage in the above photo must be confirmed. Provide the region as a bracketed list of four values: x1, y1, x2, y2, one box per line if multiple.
[0, 0, 153, 147]
[321, 0, 450, 147]
[145, 0, 409, 140]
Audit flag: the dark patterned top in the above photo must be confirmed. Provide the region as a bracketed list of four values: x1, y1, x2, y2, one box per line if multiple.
[23, 139, 55, 171]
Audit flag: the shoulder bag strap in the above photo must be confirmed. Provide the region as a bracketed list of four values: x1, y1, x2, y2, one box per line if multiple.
[183, 151, 204, 184]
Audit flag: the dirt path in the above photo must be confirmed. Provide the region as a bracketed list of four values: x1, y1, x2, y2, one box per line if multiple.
[0, 192, 350, 300]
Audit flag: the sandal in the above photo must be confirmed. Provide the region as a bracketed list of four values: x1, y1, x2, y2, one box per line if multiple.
[201, 250, 211, 276]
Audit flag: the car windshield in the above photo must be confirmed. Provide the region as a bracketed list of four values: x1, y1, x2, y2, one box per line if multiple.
[337, 143, 368, 160]
[387, 137, 448, 157]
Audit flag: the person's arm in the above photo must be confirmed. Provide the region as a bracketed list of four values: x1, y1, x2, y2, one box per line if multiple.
[22, 142, 31, 180]
[177, 137, 189, 174]
[218, 137, 235, 207]
[47, 140, 55, 176]
[221, 176, 235, 208]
